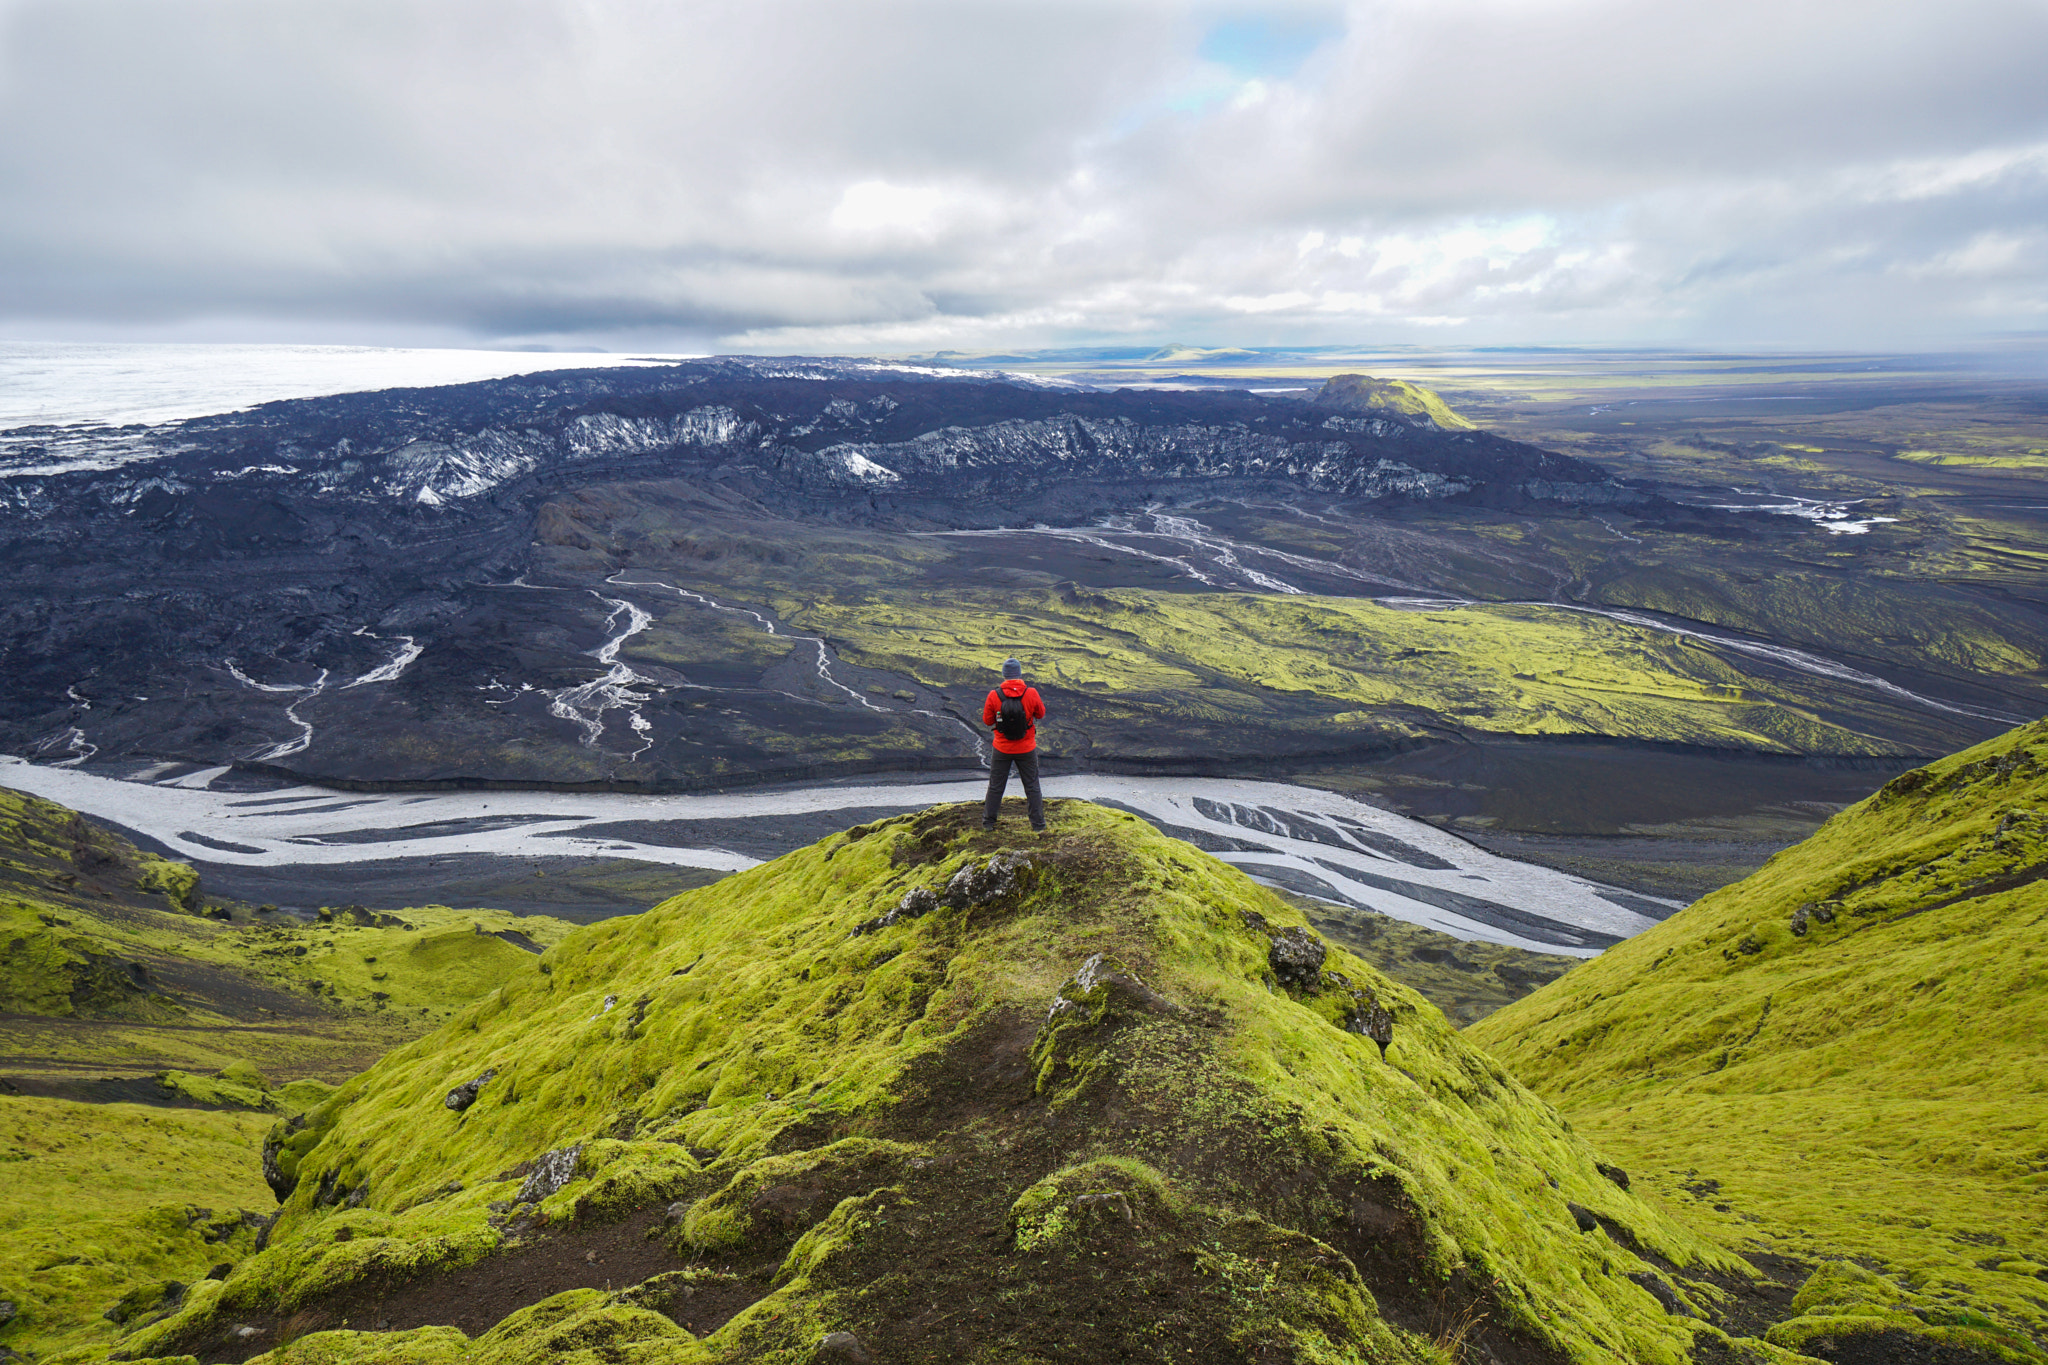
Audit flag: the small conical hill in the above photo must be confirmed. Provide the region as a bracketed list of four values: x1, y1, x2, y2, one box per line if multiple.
[124, 800, 1743, 1365]
[1314, 375, 1476, 431]
[1471, 718, 2048, 1360]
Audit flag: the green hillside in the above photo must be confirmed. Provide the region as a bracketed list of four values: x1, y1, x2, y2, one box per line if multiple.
[1315, 374, 1477, 431]
[1470, 718, 2048, 1362]
[87, 801, 1765, 1365]
[0, 786, 586, 1361]
[0, 784, 580, 1088]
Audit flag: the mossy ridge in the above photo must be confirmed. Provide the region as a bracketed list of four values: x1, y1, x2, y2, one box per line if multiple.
[140, 800, 1753, 1364]
[0, 786, 199, 919]
[0, 1097, 274, 1362]
[1470, 717, 2048, 1356]
[0, 895, 581, 1092]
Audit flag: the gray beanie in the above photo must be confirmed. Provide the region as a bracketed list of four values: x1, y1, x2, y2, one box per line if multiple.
[1002, 658, 1023, 679]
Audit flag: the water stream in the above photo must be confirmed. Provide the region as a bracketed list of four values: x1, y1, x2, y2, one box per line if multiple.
[0, 758, 1667, 955]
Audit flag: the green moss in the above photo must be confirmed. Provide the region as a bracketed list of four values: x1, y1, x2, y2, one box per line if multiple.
[465, 1288, 702, 1365]
[0, 878, 578, 1079]
[245, 1325, 467, 1364]
[152, 800, 1752, 1364]
[137, 1182, 512, 1342]
[1766, 1262, 2045, 1363]
[275, 1078, 339, 1112]
[1472, 717, 2048, 1351]
[1008, 1157, 1182, 1252]
[792, 585, 1928, 756]
[525, 1138, 700, 1224]
[680, 1139, 918, 1254]
[0, 1099, 271, 1361]
[133, 859, 199, 914]
[153, 1069, 272, 1110]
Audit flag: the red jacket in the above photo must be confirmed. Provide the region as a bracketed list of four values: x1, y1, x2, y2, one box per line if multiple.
[983, 678, 1046, 755]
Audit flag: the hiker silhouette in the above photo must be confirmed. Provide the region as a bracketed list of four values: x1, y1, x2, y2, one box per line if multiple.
[982, 657, 1048, 831]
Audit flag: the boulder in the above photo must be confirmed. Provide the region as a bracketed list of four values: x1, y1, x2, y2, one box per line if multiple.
[1045, 954, 1181, 1023]
[516, 1144, 585, 1205]
[444, 1068, 497, 1112]
[1345, 1001, 1396, 1060]
[816, 1329, 877, 1363]
[1269, 926, 1327, 988]
[945, 851, 1035, 908]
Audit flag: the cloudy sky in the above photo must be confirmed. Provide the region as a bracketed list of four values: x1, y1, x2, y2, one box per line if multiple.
[3, 0, 2046, 353]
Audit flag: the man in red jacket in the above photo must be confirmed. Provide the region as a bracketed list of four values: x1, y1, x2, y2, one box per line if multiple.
[982, 657, 1048, 831]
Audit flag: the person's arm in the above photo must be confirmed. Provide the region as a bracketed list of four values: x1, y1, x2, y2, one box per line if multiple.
[982, 690, 999, 727]
[1029, 688, 1047, 722]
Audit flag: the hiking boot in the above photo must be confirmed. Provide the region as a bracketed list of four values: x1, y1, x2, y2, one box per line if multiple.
[981, 820, 998, 830]
[1031, 822, 1047, 832]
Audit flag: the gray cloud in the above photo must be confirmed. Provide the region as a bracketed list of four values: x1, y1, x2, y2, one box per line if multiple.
[2, 0, 2045, 349]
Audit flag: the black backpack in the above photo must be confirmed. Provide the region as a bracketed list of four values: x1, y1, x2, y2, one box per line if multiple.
[995, 690, 1031, 741]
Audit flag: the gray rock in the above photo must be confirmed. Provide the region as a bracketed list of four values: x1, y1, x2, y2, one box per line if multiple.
[1596, 1162, 1630, 1190]
[0, 1298, 16, 1325]
[1567, 1202, 1599, 1232]
[663, 1199, 692, 1226]
[849, 883, 943, 937]
[815, 1330, 876, 1364]
[892, 885, 939, 921]
[1268, 926, 1326, 988]
[1789, 900, 1839, 936]
[1344, 1002, 1395, 1060]
[444, 1068, 497, 1112]
[945, 851, 1035, 908]
[1046, 953, 1181, 1023]
[516, 1144, 585, 1205]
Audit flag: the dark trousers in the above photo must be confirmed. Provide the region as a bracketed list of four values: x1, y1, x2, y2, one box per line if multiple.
[983, 748, 1044, 828]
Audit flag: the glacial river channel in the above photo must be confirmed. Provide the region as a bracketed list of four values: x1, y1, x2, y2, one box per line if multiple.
[0, 759, 1676, 956]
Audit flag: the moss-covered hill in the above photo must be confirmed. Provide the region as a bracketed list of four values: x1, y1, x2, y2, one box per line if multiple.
[0, 784, 579, 1091]
[97, 800, 1767, 1365]
[0, 787, 586, 1363]
[1316, 375, 1478, 432]
[1471, 718, 2048, 1363]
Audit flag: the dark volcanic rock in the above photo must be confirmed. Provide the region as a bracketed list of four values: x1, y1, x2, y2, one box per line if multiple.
[0, 357, 1653, 787]
[444, 1068, 497, 1112]
[1268, 925, 1327, 987]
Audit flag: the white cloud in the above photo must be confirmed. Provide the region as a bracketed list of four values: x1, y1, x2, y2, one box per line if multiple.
[0, 0, 2045, 350]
